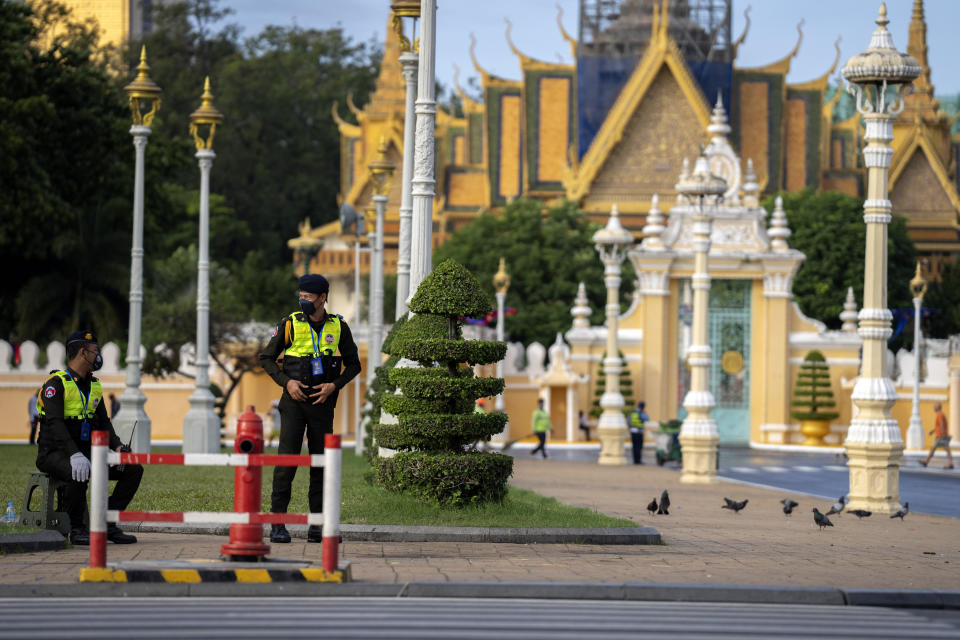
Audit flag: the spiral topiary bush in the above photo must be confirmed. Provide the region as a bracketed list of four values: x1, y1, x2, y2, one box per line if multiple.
[372, 259, 513, 506]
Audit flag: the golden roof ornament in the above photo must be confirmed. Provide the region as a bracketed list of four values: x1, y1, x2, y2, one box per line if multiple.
[189, 76, 224, 150]
[124, 46, 162, 126]
[493, 257, 510, 295]
[368, 136, 396, 196]
[909, 261, 927, 300]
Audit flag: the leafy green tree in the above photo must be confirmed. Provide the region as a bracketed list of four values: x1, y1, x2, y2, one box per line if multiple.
[763, 189, 916, 332]
[433, 198, 636, 346]
[924, 261, 960, 339]
[0, 0, 135, 343]
[789, 350, 839, 421]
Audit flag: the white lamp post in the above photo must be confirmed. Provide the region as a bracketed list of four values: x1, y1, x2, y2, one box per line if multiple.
[906, 262, 928, 450]
[182, 77, 224, 454]
[676, 150, 726, 484]
[842, 4, 920, 513]
[114, 46, 161, 453]
[593, 205, 634, 466]
[493, 257, 510, 413]
[407, 0, 437, 298]
[367, 139, 395, 389]
[391, 0, 420, 318]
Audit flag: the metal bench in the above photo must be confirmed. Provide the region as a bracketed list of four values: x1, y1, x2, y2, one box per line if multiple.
[21, 471, 71, 535]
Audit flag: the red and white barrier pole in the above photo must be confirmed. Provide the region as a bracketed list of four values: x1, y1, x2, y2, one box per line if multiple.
[89, 430, 110, 568]
[322, 433, 342, 573]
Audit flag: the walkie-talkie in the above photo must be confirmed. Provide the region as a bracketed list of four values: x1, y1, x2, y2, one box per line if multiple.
[115, 421, 136, 472]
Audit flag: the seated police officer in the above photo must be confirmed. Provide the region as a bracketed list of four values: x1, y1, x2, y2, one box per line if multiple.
[259, 274, 361, 543]
[35, 331, 142, 545]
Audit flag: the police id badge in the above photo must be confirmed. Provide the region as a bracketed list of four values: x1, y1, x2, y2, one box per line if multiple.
[80, 421, 91, 442]
[311, 357, 324, 376]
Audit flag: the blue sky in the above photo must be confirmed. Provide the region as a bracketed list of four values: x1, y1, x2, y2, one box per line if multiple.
[222, 1, 960, 96]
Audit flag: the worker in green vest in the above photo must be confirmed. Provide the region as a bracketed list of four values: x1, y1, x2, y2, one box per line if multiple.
[259, 273, 361, 543]
[628, 401, 649, 464]
[530, 398, 553, 459]
[35, 330, 142, 545]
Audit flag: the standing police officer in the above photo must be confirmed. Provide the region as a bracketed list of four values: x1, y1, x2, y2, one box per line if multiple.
[628, 401, 649, 465]
[35, 331, 142, 545]
[259, 274, 361, 543]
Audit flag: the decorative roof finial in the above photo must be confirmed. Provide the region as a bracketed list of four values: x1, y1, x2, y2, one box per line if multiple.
[840, 287, 859, 332]
[768, 195, 791, 251]
[742, 158, 760, 207]
[676, 157, 691, 204]
[571, 282, 591, 328]
[641, 194, 666, 251]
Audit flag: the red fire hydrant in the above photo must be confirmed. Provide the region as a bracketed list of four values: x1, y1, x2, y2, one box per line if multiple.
[221, 406, 271, 560]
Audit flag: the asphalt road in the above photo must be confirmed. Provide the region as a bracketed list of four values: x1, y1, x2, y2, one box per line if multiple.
[2, 597, 959, 639]
[502, 445, 960, 518]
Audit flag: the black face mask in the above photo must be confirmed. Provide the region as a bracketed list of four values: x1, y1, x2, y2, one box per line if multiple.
[299, 298, 316, 317]
[85, 349, 103, 371]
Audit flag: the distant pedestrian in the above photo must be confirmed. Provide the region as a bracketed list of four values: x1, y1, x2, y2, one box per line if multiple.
[108, 393, 120, 419]
[530, 398, 553, 459]
[267, 400, 281, 448]
[628, 401, 649, 464]
[919, 403, 954, 469]
[578, 410, 590, 441]
[28, 391, 40, 444]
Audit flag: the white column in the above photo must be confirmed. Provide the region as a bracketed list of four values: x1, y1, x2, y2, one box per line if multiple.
[114, 125, 152, 453]
[597, 254, 627, 465]
[183, 148, 221, 453]
[395, 51, 418, 318]
[365, 222, 378, 389]
[371, 195, 387, 373]
[566, 385, 576, 443]
[906, 295, 924, 450]
[495, 290, 506, 412]
[408, 0, 437, 299]
[679, 198, 719, 483]
[844, 108, 904, 513]
[354, 238, 364, 456]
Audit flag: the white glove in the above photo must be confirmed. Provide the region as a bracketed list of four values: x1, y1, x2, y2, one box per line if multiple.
[70, 452, 91, 482]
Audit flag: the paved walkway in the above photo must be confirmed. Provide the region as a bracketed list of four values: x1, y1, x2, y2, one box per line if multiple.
[0, 458, 957, 588]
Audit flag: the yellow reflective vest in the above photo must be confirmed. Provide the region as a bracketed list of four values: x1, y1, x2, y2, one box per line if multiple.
[284, 312, 342, 358]
[37, 370, 102, 419]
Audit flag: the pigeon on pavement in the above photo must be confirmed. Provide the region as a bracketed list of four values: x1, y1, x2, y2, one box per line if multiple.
[813, 507, 834, 530]
[825, 495, 847, 516]
[657, 490, 670, 515]
[848, 509, 872, 519]
[722, 497, 749, 513]
[647, 498, 658, 515]
[781, 498, 799, 515]
[890, 502, 910, 520]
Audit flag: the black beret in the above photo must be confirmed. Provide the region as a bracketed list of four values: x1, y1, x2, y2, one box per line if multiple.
[298, 273, 329, 295]
[66, 330, 98, 346]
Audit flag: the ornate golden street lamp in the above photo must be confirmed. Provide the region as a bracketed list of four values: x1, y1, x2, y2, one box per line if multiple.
[183, 77, 224, 453]
[841, 3, 920, 513]
[114, 46, 163, 452]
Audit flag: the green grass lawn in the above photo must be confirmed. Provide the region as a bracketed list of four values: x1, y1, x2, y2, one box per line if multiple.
[0, 445, 633, 529]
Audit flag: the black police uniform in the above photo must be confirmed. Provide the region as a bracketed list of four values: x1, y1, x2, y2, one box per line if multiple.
[35, 368, 143, 540]
[259, 311, 361, 518]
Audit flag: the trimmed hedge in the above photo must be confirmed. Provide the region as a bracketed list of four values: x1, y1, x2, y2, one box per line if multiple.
[373, 412, 508, 451]
[389, 367, 505, 400]
[409, 258, 493, 319]
[391, 313, 456, 358]
[380, 393, 474, 417]
[395, 338, 507, 367]
[372, 451, 514, 506]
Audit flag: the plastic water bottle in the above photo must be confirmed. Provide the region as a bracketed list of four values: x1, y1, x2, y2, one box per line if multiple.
[3, 502, 15, 524]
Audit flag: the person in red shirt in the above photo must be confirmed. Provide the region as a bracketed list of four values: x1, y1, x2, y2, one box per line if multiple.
[919, 402, 954, 469]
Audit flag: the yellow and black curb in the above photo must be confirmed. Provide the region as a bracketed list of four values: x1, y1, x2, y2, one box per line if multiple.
[80, 566, 346, 583]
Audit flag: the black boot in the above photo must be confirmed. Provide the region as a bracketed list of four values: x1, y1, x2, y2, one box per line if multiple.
[270, 524, 291, 543]
[307, 525, 323, 543]
[107, 524, 137, 544]
[69, 528, 90, 546]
